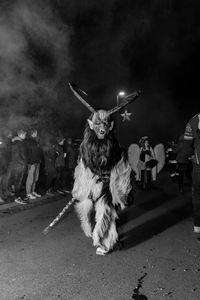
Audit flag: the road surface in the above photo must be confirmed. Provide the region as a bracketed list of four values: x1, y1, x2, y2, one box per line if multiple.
[0, 172, 200, 300]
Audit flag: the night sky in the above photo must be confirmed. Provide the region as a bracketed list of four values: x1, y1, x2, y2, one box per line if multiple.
[0, 0, 199, 147]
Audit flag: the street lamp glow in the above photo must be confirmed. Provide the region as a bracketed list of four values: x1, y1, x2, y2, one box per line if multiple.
[116, 91, 126, 140]
[118, 91, 125, 97]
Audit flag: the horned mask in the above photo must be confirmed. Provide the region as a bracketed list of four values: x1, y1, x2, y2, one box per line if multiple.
[69, 82, 141, 139]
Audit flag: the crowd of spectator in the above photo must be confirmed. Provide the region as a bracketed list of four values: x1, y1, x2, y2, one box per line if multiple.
[0, 127, 77, 205]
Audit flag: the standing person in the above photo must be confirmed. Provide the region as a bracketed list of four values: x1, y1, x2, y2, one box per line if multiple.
[176, 113, 200, 234]
[8, 129, 28, 205]
[137, 136, 156, 190]
[43, 139, 57, 196]
[55, 136, 66, 194]
[0, 129, 13, 202]
[0, 135, 6, 203]
[64, 137, 76, 191]
[25, 129, 43, 200]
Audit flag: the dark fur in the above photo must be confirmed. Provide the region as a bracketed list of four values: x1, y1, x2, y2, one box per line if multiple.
[80, 122, 123, 176]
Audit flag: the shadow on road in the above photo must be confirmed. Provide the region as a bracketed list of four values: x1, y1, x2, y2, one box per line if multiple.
[117, 171, 193, 249]
[120, 202, 192, 250]
[118, 187, 174, 226]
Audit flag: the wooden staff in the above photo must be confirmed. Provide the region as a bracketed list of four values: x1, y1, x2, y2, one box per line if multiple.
[43, 197, 76, 235]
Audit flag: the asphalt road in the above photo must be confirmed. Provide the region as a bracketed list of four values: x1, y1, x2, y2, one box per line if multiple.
[0, 172, 200, 300]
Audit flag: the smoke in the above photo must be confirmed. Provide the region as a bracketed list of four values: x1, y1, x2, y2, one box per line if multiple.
[0, 0, 72, 134]
[0, 0, 197, 143]
[56, 0, 200, 145]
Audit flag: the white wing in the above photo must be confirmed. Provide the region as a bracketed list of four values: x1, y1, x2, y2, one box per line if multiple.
[154, 144, 165, 173]
[128, 144, 141, 181]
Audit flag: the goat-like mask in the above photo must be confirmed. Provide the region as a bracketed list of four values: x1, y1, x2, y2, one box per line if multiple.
[88, 110, 114, 139]
[68, 82, 141, 139]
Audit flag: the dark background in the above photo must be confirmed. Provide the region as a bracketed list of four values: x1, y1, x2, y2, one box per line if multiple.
[0, 0, 199, 147]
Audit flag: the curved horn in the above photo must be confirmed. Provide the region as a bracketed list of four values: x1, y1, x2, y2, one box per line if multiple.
[69, 82, 96, 114]
[108, 90, 141, 115]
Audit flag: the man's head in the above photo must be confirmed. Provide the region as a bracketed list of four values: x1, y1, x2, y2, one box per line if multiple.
[168, 140, 175, 147]
[87, 110, 114, 140]
[67, 137, 72, 144]
[31, 129, 38, 138]
[17, 129, 27, 140]
[139, 136, 149, 148]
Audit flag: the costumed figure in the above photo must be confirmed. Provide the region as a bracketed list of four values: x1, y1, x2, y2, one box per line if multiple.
[128, 137, 165, 189]
[70, 82, 141, 255]
[137, 137, 156, 189]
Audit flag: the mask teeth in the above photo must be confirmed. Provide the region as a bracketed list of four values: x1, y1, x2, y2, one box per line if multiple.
[69, 82, 96, 114]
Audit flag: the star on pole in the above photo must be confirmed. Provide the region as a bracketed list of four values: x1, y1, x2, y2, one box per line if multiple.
[121, 110, 132, 121]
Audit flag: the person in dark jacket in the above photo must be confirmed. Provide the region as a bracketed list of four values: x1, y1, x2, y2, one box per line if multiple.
[43, 139, 57, 196]
[0, 129, 13, 202]
[25, 129, 43, 200]
[64, 137, 76, 191]
[7, 129, 27, 205]
[55, 136, 66, 194]
[176, 113, 200, 234]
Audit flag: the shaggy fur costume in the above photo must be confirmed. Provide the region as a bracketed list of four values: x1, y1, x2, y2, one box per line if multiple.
[72, 121, 133, 253]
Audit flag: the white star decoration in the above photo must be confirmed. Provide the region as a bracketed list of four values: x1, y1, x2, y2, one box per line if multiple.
[121, 110, 132, 121]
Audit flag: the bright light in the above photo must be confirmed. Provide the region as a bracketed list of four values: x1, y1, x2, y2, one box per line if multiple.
[118, 91, 125, 96]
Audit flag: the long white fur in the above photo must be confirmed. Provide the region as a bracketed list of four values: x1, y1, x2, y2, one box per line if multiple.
[110, 156, 132, 209]
[72, 157, 132, 251]
[93, 197, 118, 250]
